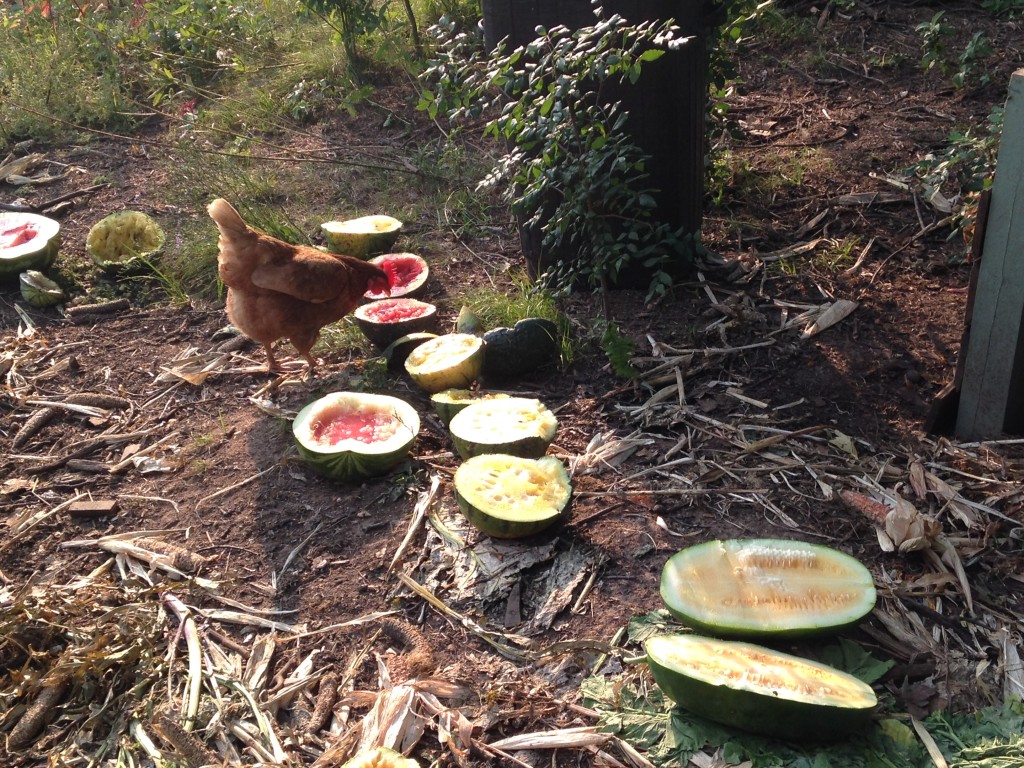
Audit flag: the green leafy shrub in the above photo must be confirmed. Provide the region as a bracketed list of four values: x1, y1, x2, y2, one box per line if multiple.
[420, 6, 696, 303]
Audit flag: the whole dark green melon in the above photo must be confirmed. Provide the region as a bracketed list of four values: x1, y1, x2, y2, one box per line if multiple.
[482, 318, 559, 379]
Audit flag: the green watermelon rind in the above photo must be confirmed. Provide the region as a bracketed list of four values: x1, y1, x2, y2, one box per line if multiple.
[660, 539, 877, 639]
[403, 333, 486, 394]
[644, 633, 877, 741]
[322, 215, 402, 259]
[0, 212, 60, 280]
[448, 396, 557, 460]
[454, 454, 571, 538]
[481, 317, 559, 379]
[292, 392, 420, 483]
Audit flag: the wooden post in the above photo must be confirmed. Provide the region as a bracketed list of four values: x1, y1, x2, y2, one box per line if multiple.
[955, 67, 1024, 440]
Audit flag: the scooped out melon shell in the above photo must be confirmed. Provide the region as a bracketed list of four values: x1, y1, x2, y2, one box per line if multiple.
[87, 210, 165, 273]
[448, 396, 557, 459]
[403, 333, 485, 393]
[455, 453, 572, 538]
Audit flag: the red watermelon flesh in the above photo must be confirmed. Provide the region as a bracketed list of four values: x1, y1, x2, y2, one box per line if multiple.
[364, 299, 431, 322]
[365, 253, 428, 299]
[310, 407, 399, 445]
[1, 223, 39, 249]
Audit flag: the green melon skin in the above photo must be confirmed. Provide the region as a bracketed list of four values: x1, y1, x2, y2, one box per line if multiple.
[454, 454, 571, 538]
[293, 392, 420, 483]
[660, 539, 877, 639]
[448, 397, 557, 460]
[645, 634, 877, 741]
[322, 216, 402, 259]
[0, 212, 60, 280]
[482, 318, 559, 380]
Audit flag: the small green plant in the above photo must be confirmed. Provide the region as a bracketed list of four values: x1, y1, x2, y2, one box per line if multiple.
[916, 12, 993, 89]
[420, 4, 696, 306]
[907, 105, 1003, 258]
[600, 322, 639, 378]
[916, 11, 953, 77]
[952, 31, 993, 88]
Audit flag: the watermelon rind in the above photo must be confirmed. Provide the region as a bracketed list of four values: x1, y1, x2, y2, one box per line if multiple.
[455, 454, 571, 538]
[448, 396, 557, 459]
[382, 332, 438, 372]
[87, 211, 165, 273]
[0, 212, 60, 280]
[404, 333, 485, 393]
[19, 270, 66, 307]
[322, 215, 402, 259]
[430, 389, 511, 427]
[660, 539, 877, 639]
[645, 633, 877, 741]
[364, 253, 428, 300]
[293, 392, 420, 482]
[354, 298, 438, 349]
[341, 746, 420, 768]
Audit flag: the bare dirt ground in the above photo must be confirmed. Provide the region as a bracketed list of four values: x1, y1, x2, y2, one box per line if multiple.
[2, 2, 1024, 766]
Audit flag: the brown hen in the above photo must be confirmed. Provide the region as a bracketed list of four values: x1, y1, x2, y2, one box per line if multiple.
[208, 198, 389, 374]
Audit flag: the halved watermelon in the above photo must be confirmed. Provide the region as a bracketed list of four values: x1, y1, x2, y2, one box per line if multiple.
[660, 539, 877, 638]
[322, 215, 402, 259]
[645, 633, 877, 740]
[403, 333, 485, 393]
[455, 454, 572, 538]
[0, 212, 60, 280]
[430, 388, 510, 427]
[364, 253, 428, 300]
[353, 298, 438, 350]
[293, 392, 420, 482]
[448, 396, 556, 459]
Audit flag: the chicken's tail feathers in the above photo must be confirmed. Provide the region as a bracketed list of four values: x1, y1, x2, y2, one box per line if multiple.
[207, 198, 249, 235]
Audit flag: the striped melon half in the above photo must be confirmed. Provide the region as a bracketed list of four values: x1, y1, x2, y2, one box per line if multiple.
[448, 396, 556, 459]
[322, 215, 402, 259]
[403, 333, 485, 393]
[660, 539, 876, 638]
[455, 454, 571, 538]
[645, 633, 877, 740]
[293, 392, 419, 482]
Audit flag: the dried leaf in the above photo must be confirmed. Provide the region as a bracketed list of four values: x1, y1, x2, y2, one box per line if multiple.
[802, 299, 859, 338]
